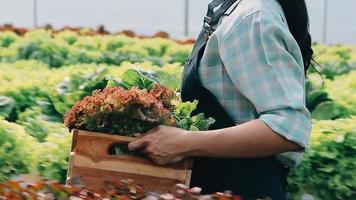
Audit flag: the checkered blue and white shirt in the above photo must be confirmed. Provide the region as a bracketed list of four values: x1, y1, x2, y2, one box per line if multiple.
[198, 0, 312, 168]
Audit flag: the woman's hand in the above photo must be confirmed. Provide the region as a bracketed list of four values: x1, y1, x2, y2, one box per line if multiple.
[128, 125, 191, 165]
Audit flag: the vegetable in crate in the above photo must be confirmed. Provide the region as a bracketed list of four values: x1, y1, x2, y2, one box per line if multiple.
[64, 69, 215, 136]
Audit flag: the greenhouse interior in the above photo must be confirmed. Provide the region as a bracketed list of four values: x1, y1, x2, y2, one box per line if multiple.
[0, 0, 355, 200]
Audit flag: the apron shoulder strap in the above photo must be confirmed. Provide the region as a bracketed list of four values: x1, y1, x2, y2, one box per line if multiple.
[203, 0, 241, 37]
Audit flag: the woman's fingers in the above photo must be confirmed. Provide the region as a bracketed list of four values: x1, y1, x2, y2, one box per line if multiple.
[128, 137, 147, 151]
[148, 154, 185, 166]
[129, 125, 186, 165]
[189, 187, 202, 194]
[148, 155, 167, 165]
[130, 126, 162, 150]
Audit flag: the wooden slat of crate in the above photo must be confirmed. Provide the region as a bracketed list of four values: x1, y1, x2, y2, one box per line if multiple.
[67, 129, 192, 193]
[70, 153, 190, 181]
[68, 166, 182, 194]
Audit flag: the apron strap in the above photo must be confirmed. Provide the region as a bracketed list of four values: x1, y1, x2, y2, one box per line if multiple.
[182, 0, 243, 129]
[203, 0, 241, 36]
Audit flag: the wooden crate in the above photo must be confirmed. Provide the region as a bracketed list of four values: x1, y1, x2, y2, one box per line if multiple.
[66, 129, 192, 193]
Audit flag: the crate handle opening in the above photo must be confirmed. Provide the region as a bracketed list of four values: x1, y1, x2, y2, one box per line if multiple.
[107, 143, 145, 158]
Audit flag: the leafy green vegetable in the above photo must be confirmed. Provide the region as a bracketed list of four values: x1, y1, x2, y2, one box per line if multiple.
[311, 101, 348, 120]
[0, 96, 15, 119]
[191, 113, 216, 131]
[0, 29, 192, 67]
[174, 100, 215, 131]
[121, 69, 158, 90]
[0, 118, 36, 182]
[45, 67, 108, 117]
[16, 108, 49, 142]
[105, 75, 124, 88]
[288, 117, 356, 200]
[174, 100, 198, 118]
[325, 71, 356, 116]
[0, 31, 19, 48]
[32, 126, 71, 183]
[310, 44, 356, 79]
[306, 74, 351, 120]
[66, 69, 215, 136]
[0, 29, 355, 199]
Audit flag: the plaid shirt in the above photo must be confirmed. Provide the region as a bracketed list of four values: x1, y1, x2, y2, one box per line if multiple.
[198, 0, 312, 167]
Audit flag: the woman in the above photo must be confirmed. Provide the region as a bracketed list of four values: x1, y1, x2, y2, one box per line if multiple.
[129, 0, 313, 199]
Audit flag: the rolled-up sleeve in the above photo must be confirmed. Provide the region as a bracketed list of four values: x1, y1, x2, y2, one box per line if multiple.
[218, 11, 312, 150]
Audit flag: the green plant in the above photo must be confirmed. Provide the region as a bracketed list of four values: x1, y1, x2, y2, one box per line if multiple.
[288, 117, 356, 200]
[4, 87, 49, 121]
[0, 31, 19, 48]
[31, 123, 71, 183]
[311, 44, 356, 79]
[174, 100, 215, 131]
[0, 115, 70, 183]
[46, 67, 109, 117]
[305, 74, 330, 112]
[0, 61, 101, 121]
[0, 96, 15, 119]
[0, 29, 192, 67]
[16, 108, 54, 142]
[325, 71, 356, 116]
[0, 118, 36, 181]
[64, 69, 214, 135]
[306, 74, 351, 120]
[0, 29, 356, 196]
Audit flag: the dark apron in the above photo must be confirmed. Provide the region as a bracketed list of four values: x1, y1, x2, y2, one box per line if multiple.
[181, 0, 289, 199]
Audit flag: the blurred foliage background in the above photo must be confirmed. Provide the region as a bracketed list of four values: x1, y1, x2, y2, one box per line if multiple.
[0, 29, 355, 200]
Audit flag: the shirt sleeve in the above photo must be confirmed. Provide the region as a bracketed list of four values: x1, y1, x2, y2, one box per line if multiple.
[218, 11, 312, 150]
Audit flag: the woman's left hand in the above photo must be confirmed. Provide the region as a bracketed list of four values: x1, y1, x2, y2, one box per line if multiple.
[128, 125, 191, 165]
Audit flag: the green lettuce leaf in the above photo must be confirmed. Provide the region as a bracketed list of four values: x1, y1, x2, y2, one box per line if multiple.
[174, 100, 198, 118]
[174, 100, 215, 131]
[121, 69, 158, 90]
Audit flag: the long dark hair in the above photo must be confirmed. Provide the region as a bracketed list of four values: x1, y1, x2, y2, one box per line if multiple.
[276, 0, 313, 72]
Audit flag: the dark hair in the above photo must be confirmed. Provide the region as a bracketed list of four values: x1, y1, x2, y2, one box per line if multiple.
[276, 0, 313, 72]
